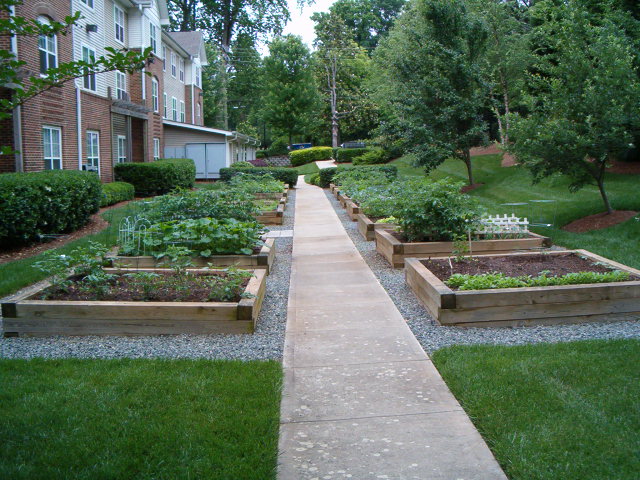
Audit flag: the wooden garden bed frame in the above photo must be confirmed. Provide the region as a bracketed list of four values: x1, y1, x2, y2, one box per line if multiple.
[405, 250, 640, 327]
[357, 213, 398, 241]
[2, 268, 267, 336]
[107, 238, 276, 273]
[376, 228, 551, 268]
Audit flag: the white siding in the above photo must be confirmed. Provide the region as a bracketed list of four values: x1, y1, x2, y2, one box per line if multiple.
[164, 126, 227, 147]
[72, 0, 108, 96]
[105, 0, 129, 99]
[163, 48, 187, 115]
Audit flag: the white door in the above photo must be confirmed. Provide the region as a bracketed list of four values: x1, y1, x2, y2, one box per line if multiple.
[186, 144, 207, 178]
[205, 143, 227, 178]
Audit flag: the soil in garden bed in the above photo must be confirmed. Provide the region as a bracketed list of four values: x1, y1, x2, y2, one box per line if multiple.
[39, 272, 250, 302]
[421, 253, 637, 284]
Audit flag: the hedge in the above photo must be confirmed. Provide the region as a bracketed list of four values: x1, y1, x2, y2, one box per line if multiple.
[0, 170, 102, 247]
[335, 147, 370, 163]
[318, 164, 398, 188]
[352, 148, 390, 165]
[114, 158, 195, 196]
[100, 181, 135, 207]
[289, 147, 333, 167]
[219, 167, 299, 186]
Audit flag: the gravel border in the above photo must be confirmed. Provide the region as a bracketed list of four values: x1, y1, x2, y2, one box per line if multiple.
[324, 189, 640, 353]
[0, 190, 296, 360]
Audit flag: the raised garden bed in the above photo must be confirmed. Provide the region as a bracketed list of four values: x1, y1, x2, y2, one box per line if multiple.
[253, 186, 289, 202]
[405, 250, 640, 327]
[376, 229, 551, 268]
[357, 213, 398, 241]
[2, 268, 267, 336]
[345, 199, 360, 221]
[255, 200, 285, 225]
[107, 238, 276, 273]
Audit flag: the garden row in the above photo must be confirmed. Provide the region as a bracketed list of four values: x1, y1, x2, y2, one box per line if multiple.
[328, 167, 640, 328]
[2, 169, 293, 337]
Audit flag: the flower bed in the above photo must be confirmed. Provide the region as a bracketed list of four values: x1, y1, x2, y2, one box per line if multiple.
[405, 250, 640, 327]
[376, 229, 550, 268]
[108, 238, 276, 273]
[2, 267, 267, 336]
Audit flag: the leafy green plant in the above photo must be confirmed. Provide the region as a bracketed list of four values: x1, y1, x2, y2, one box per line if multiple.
[219, 167, 299, 186]
[335, 147, 369, 163]
[452, 234, 472, 263]
[114, 159, 195, 196]
[100, 182, 135, 207]
[123, 272, 161, 300]
[226, 174, 285, 194]
[352, 148, 390, 165]
[446, 270, 631, 290]
[230, 161, 255, 169]
[289, 147, 333, 166]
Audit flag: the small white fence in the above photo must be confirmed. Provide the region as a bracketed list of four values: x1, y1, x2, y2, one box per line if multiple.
[477, 214, 530, 236]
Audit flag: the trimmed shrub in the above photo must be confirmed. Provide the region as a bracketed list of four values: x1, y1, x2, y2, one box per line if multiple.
[289, 147, 333, 167]
[230, 161, 254, 169]
[318, 167, 337, 188]
[256, 150, 267, 158]
[307, 172, 321, 186]
[332, 147, 339, 160]
[0, 170, 102, 247]
[219, 167, 298, 187]
[352, 148, 390, 165]
[266, 137, 289, 156]
[335, 147, 369, 163]
[114, 158, 195, 196]
[100, 181, 135, 207]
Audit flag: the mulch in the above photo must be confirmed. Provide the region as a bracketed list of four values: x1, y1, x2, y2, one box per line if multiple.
[0, 199, 139, 266]
[607, 160, 640, 175]
[562, 210, 638, 233]
[421, 252, 631, 285]
[469, 144, 517, 167]
[461, 183, 484, 193]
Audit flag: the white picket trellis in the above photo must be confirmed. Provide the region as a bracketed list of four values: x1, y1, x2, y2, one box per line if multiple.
[118, 216, 152, 255]
[477, 214, 530, 235]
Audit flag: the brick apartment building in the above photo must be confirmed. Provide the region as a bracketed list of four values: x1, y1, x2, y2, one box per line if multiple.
[1, 0, 257, 182]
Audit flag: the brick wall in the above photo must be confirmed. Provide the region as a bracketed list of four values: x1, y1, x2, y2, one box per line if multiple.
[15, 1, 78, 173]
[0, 88, 15, 172]
[184, 85, 203, 126]
[145, 56, 164, 160]
[81, 91, 114, 181]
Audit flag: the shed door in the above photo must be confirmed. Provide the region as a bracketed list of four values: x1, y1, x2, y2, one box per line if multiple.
[204, 143, 226, 178]
[186, 144, 207, 178]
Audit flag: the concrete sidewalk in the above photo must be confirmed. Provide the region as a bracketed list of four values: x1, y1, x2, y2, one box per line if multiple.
[277, 178, 507, 479]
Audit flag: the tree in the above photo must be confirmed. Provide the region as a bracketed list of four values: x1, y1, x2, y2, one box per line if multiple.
[313, 11, 370, 148]
[509, 1, 640, 214]
[0, 0, 151, 129]
[371, 0, 489, 185]
[261, 35, 319, 144]
[311, 0, 406, 51]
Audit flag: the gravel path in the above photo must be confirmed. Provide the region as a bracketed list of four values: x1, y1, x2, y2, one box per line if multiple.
[324, 190, 640, 353]
[0, 191, 296, 360]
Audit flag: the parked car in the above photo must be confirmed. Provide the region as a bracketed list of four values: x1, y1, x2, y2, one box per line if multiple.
[288, 143, 312, 151]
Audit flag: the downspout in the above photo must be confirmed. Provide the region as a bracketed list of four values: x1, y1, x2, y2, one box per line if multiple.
[191, 83, 194, 124]
[140, 8, 146, 101]
[9, 5, 22, 171]
[77, 87, 83, 170]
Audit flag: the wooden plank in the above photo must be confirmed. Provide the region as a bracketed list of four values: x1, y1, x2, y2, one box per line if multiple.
[357, 214, 375, 241]
[401, 236, 546, 255]
[576, 249, 640, 277]
[405, 258, 456, 312]
[439, 297, 640, 325]
[450, 312, 640, 328]
[346, 200, 360, 221]
[455, 282, 640, 309]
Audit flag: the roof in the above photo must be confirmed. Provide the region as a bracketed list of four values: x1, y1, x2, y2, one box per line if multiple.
[166, 32, 208, 65]
[163, 120, 259, 145]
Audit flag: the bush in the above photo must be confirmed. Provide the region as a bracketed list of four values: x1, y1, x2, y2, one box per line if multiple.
[114, 159, 195, 196]
[332, 147, 339, 160]
[307, 173, 321, 186]
[0, 170, 102, 247]
[230, 161, 254, 169]
[256, 150, 267, 159]
[352, 149, 390, 165]
[100, 182, 135, 207]
[335, 148, 369, 163]
[318, 167, 337, 188]
[219, 167, 298, 186]
[266, 137, 289, 157]
[289, 147, 333, 167]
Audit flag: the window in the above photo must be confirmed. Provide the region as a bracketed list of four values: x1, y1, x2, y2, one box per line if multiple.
[81, 0, 94, 8]
[37, 17, 57, 74]
[153, 138, 160, 160]
[82, 46, 96, 91]
[151, 78, 159, 112]
[42, 126, 62, 170]
[195, 66, 201, 88]
[196, 103, 200, 123]
[149, 23, 157, 54]
[114, 6, 125, 43]
[170, 52, 176, 77]
[162, 45, 166, 71]
[86, 131, 99, 170]
[116, 71, 126, 100]
[163, 93, 167, 118]
[179, 58, 184, 82]
[180, 101, 185, 122]
[172, 97, 177, 121]
[117, 135, 127, 163]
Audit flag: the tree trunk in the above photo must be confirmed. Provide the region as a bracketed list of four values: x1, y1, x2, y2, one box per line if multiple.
[502, 91, 510, 145]
[595, 160, 613, 214]
[463, 150, 474, 186]
[493, 106, 505, 146]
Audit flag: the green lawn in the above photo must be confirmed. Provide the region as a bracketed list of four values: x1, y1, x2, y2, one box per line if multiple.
[0, 359, 282, 480]
[391, 154, 640, 268]
[432, 339, 640, 480]
[0, 203, 136, 298]
[294, 162, 320, 176]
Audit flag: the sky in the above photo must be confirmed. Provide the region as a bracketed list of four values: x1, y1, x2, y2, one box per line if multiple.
[259, 0, 336, 55]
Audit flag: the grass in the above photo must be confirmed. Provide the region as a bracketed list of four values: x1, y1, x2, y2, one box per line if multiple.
[0, 203, 137, 298]
[431, 339, 640, 480]
[0, 358, 282, 480]
[391, 154, 640, 268]
[294, 162, 320, 176]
